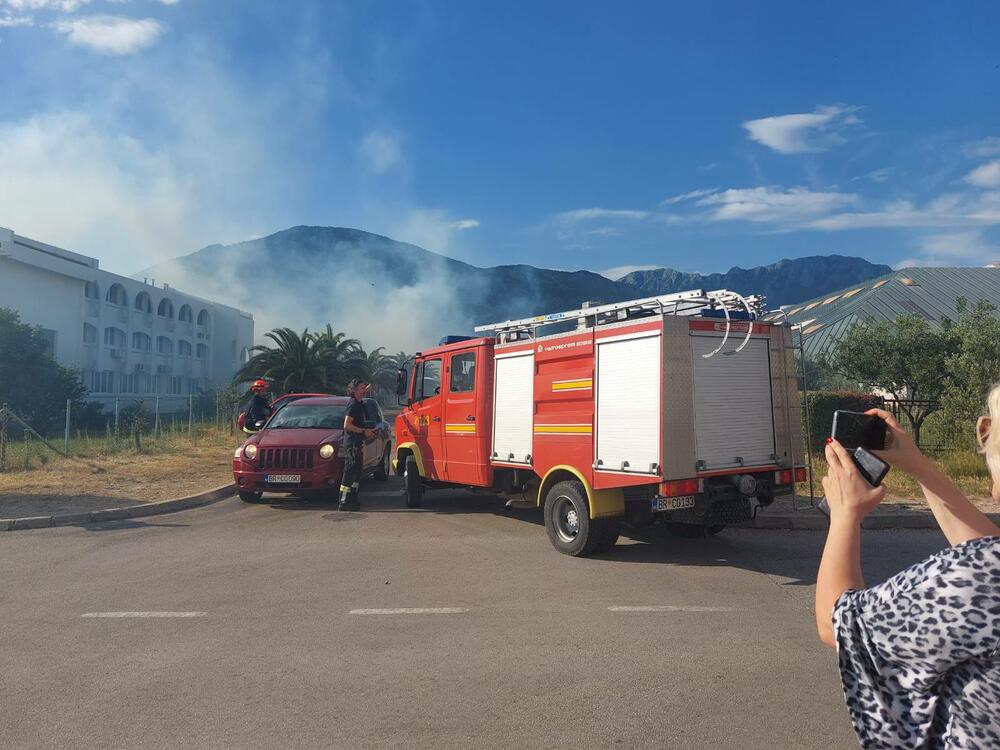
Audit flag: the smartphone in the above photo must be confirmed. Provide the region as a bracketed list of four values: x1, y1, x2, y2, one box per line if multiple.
[816, 446, 890, 518]
[831, 410, 887, 451]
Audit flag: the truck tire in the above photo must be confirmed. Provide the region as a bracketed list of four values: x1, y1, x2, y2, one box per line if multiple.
[664, 522, 725, 538]
[239, 490, 263, 503]
[403, 455, 423, 509]
[373, 446, 391, 482]
[543, 480, 608, 557]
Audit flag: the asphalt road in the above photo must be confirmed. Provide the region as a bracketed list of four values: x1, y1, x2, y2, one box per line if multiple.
[1, 480, 950, 749]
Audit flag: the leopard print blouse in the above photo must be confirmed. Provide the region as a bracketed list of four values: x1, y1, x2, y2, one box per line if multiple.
[833, 536, 1000, 749]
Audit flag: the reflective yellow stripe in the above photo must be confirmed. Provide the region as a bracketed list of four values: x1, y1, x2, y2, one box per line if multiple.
[552, 378, 593, 391]
[534, 424, 592, 434]
[445, 424, 476, 433]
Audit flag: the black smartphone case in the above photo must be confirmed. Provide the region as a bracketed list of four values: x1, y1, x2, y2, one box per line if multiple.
[851, 447, 890, 486]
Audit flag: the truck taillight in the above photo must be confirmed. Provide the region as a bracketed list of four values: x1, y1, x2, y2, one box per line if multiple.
[775, 467, 808, 485]
[660, 478, 702, 497]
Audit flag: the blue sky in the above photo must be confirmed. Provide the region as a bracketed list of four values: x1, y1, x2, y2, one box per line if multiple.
[1, 0, 999, 277]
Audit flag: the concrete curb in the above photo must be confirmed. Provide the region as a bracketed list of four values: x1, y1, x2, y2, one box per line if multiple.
[748, 510, 1000, 531]
[0, 483, 236, 532]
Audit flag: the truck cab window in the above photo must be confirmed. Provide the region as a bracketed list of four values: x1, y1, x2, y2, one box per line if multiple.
[450, 352, 476, 393]
[416, 359, 441, 401]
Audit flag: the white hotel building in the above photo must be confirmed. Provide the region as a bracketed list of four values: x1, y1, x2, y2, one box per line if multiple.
[0, 227, 254, 412]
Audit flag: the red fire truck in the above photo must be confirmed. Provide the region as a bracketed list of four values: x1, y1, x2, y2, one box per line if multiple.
[392, 289, 807, 556]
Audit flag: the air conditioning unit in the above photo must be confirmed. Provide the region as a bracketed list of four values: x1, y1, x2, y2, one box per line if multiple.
[197, 332, 206, 339]
[134, 363, 145, 373]
[110, 349, 123, 359]
[157, 364, 171, 374]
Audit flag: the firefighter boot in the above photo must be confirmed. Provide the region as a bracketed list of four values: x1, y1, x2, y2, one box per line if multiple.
[338, 484, 360, 512]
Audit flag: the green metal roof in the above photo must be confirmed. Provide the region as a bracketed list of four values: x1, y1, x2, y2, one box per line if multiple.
[763, 266, 1000, 358]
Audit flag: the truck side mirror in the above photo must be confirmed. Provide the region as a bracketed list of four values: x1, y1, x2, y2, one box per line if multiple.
[395, 368, 407, 396]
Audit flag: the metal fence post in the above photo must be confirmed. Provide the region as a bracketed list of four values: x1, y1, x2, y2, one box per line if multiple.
[114, 397, 120, 437]
[189, 393, 193, 434]
[0, 406, 8, 473]
[23, 428, 31, 470]
[154, 395, 160, 439]
[65, 399, 71, 455]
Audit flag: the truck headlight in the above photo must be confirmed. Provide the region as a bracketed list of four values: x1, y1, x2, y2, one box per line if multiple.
[244, 444, 258, 460]
[319, 444, 336, 459]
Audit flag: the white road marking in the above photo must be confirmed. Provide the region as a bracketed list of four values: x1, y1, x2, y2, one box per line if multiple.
[81, 611, 207, 618]
[349, 607, 469, 615]
[608, 605, 738, 613]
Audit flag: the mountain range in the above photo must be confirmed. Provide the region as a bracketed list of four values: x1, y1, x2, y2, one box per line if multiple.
[141, 226, 892, 348]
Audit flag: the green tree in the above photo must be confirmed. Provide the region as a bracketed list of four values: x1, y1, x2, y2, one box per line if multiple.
[820, 314, 959, 446]
[358, 347, 399, 402]
[234, 327, 332, 393]
[940, 298, 1000, 443]
[314, 325, 365, 393]
[0, 307, 88, 433]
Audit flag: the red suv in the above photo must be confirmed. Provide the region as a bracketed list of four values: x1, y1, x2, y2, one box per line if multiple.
[232, 396, 392, 503]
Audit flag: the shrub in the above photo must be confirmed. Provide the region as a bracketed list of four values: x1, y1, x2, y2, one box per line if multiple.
[802, 390, 884, 452]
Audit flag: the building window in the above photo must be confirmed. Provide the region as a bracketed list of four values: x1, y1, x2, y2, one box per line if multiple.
[197, 309, 210, 327]
[84, 281, 100, 300]
[135, 291, 152, 314]
[83, 323, 97, 344]
[91, 370, 117, 394]
[132, 332, 151, 351]
[157, 298, 175, 319]
[103, 327, 126, 348]
[196, 343, 208, 359]
[178, 304, 193, 323]
[157, 336, 173, 355]
[106, 283, 128, 307]
[178, 340, 192, 357]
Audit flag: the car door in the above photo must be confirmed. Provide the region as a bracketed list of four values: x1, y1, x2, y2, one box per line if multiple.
[443, 348, 486, 485]
[409, 357, 445, 479]
[362, 398, 388, 470]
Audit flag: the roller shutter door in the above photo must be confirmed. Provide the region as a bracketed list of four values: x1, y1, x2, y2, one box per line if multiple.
[596, 333, 661, 474]
[492, 352, 534, 464]
[691, 336, 775, 470]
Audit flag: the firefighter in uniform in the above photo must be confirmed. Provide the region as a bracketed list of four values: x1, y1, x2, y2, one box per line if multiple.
[339, 378, 374, 511]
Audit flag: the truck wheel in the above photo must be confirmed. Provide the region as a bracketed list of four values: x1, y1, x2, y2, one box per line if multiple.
[664, 522, 725, 538]
[544, 480, 607, 557]
[373, 446, 391, 482]
[239, 490, 263, 503]
[403, 456, 423, 509]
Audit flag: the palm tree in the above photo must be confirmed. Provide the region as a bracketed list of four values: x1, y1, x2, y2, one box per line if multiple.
[359, 347, 398, 401]
[233, 327, 330, 393]
[314, 325, 366, 393]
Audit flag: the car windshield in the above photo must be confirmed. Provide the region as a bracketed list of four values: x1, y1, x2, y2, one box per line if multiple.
[267, 403, 346, 430]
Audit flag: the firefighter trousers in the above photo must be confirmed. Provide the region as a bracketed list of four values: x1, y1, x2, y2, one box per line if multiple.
[339, 441, 363, 502]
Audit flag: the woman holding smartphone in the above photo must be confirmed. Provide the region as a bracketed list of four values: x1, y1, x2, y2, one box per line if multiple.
[816, 384, 1000, 749]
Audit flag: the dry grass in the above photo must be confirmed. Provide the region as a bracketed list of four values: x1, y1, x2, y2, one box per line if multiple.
[797, 449, 999, 513]
[0, 423, 238, 517]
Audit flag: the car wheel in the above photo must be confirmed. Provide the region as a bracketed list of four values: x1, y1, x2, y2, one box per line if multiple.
[373, 446, 391, 482]
[404, 456, 423, 509]
[543, 480, 613, 557]
[239, 490, 263, 503]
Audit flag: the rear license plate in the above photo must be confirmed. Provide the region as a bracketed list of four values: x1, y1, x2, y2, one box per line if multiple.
[266, 474, 300, 484]
[653, 495, 696, 512]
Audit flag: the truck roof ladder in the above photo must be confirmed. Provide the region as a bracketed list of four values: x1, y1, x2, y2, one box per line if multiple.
[474, 289, 767, 340]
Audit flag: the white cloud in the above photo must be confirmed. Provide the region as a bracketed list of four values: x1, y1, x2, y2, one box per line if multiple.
[53, 15, 163, 55]
[963, 137, 1000, 159]
[360, 130, 403, 174]
[850, 167, 895, 184]
[390, 209, 479, 256]
[965, 160, 1000, 189]
[694, 186, 859, 224]
[598, 264, 659, 280]
[742, 104, 861, 155]
[0, 12, 31, 24]
[660, 188, 718, 205]
[808, 191, 1000, 230]
[895, 230, 1000, 268]
[583, 226, 622, 237]
[157, 0, 180, 5]
[554, 207, 648, 224]
[3, 0, 88, 10]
